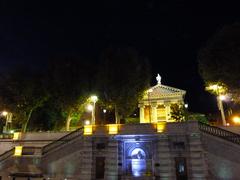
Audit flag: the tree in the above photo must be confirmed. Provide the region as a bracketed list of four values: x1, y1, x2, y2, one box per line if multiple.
[0, 68, 48, 132]
[170, 104, 185, 122]
[96, 48, 151, 123]
[46, 57, 93, 130]
[198, 23, 240, 102]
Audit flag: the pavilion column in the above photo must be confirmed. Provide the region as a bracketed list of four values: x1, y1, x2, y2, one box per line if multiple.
[165, 104, 171, 122]
[139, 105, 145, 123]
[151, 104, 158, 123]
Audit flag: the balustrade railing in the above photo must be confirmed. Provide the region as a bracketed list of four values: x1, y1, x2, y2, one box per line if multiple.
[199, 122, 240, 145]
[42, 127, 83, 155]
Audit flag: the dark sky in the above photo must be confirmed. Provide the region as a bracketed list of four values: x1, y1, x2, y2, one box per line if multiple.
[0, 1, 240, 114]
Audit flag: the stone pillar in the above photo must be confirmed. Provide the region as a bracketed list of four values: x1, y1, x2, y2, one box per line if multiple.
[151, 105, 158, 123]
[165, 104, 171, 122]
[105, 140, 118, 180]
[80, 137, 93, 180]
[139, 105, 145, 123]
[155, 136, 175, 179]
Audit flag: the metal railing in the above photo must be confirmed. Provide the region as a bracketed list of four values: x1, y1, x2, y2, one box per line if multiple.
[199, 122, 240, 145]
[42, 127, 83, 155]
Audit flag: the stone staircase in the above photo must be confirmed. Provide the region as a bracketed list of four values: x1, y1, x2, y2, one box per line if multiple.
[0, 127, 84, 178]
[199, 122, 240, 145]
[1, 123, 240, 179]
[199, 122, 240, 179]
[42, 127, 83, 155]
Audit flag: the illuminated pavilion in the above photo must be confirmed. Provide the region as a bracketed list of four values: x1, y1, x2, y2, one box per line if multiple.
[139, 74, 186, 123]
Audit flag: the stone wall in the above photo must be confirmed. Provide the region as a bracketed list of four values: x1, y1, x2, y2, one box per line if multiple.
[202, 133, 240, 179]
[4, 121, 240, 179]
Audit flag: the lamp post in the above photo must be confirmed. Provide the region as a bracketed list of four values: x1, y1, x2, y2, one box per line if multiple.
[1, 111, 12, 132]
[206, 84, 227, 126]
[103, 109, 107, 125]
[184, 103, 189, 121]
[90, 95, 98, 125]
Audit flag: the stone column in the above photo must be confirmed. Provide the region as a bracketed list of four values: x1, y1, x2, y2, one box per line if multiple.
[139, 105, 145, 123]
[155, 136, 175, 179]
[80, 137, 93, 180]
[105, 140, 118, 180]
[165, 104, 171, 122]
[151, 104, 158, 123]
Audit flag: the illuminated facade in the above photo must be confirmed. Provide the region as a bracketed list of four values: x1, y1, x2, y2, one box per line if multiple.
[0, 122, 210, 179]
[139, 74, 186, 123]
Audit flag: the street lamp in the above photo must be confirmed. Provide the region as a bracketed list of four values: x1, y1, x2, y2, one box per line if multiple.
[103, 109, 107, 125]
[2, 111, 8, 116]
[1, 111, 12, 132]
[87, 104, 93, 111]
[84, 120, 90, 125]
[233, 116, 240, 124]
[206, 84, 227, 126]
[90, 95, 98, 125]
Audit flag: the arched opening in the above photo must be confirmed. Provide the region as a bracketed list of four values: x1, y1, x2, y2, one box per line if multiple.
[130, 148, 147, 177]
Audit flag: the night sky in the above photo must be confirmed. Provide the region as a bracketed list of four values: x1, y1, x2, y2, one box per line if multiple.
[0, 1, 240, 114]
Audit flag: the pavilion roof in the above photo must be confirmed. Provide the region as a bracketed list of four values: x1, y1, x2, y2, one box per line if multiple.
[143, 84, 186, 99]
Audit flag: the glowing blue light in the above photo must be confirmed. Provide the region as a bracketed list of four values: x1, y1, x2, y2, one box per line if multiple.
[131, 148, 146, 177]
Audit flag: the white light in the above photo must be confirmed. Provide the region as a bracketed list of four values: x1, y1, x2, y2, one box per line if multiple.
[87, 104, 93, 111]
[211, 85, 218, 90]
[2, 111, 8, 116]
[9, 130, 14, 134]
[147, 89, 153, 93]
[219, 95, 226, 101]
[184, 104, 188, 108]
[90, 95, 98, 103]
[85, 120, 90, 125]
[103, 109, 107, 113]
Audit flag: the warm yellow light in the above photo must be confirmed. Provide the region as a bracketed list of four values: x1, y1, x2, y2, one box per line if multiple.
[14, 146, 23, 156]
[206, 84, 226, 94]
[209, 85, 218, 91]
[84, 125, 93, 135]
[13, 132, 21, 140]
[2, 111, 8, 116]
[108, 124, 118, 135]
[147, 89, 153, 93]
[233, 116, 240, 124]
[157, 122, 166, 133]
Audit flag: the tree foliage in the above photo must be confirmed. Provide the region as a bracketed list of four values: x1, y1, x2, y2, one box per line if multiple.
[198, 23, 240, 101]
[0, 68, 48, 132]
[170, 104, 185, 122]
[96, 48, 151, 123]
[46, 57, 93, 130]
